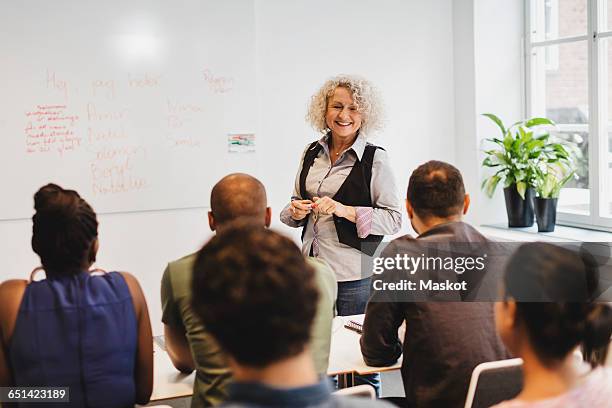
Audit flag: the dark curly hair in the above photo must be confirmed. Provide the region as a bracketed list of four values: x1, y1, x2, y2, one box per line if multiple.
[31, 184, 98, 275]
[191, 223, 319, 367]
[407, 160, 465, 219]
[504, 242, 612, 367]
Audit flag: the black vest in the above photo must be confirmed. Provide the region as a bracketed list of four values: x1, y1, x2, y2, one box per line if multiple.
[299, 140, 384, 256]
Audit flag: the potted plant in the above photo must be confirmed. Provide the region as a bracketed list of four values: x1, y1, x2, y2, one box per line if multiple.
[481, 114, 567, 227]
[534, 168, 574, 232]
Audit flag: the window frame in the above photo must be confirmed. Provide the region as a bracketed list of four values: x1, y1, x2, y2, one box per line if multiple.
[525, 0, 612, 232]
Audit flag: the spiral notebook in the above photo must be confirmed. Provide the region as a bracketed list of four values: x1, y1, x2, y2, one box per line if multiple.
[344, 319, 363, 334]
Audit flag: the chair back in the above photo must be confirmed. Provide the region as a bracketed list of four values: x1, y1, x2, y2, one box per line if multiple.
[464, 358, 523, 408]
[335, 384, 376, 400]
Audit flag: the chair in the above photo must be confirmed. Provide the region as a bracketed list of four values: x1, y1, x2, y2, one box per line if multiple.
[334, 384, 376, 399]
[464, 358, 523, 408]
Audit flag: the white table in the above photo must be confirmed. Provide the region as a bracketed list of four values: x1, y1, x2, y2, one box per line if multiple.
[150, 314, 403, 399]
[150, 342, 195, 402]
[327, 314, 403, 387]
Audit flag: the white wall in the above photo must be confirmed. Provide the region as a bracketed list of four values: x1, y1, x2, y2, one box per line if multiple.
[453, 0, 525, 226]
[0, 0, 457, 334]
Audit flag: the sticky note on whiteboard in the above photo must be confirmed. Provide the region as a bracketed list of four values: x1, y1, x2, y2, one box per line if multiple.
[228, 133, 255, 153]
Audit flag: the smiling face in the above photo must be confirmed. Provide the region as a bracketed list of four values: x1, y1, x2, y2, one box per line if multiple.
[325, 86, 363, 141]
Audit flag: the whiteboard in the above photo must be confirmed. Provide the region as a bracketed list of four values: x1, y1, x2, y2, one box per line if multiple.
[0, 0, 258, 220]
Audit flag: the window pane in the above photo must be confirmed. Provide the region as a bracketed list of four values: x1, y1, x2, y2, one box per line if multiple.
[602, 38, 612, 217]
[531, 41, 589, 215]
[531, 0, 587, 42]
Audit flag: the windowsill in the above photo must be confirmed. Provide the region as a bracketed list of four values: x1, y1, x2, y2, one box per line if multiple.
[478, 223, 612, 243]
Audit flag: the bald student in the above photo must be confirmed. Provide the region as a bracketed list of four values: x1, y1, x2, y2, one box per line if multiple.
[160, 173, 337, 408]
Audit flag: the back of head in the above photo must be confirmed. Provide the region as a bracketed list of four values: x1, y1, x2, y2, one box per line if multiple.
[210, 173, 267, 226]
[190, 222, 319, 367]
[31, 183, 98, 275]
[504, 242, 612, 366]
[407, 160, 465, 219]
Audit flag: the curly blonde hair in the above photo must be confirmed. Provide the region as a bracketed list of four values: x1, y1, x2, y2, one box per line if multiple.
[306, 74, 384, 137]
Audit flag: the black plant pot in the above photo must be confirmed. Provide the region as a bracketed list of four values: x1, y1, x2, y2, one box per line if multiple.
[535, 197, 558, 232]
[503, 185, 535, 227]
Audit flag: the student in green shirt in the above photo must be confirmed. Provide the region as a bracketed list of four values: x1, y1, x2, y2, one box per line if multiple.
[161, 173, 337, 407]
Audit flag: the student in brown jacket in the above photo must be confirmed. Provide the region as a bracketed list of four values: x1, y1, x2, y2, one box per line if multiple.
[360, 161, 509, 408]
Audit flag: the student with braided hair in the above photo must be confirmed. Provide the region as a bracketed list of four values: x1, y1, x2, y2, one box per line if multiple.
[0, 184, 153, 407]
[493, 242, 612, 407]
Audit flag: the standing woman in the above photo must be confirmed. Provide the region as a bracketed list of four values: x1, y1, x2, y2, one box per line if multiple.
[0, 184, 153, 407]
[281, 74, 402, 316]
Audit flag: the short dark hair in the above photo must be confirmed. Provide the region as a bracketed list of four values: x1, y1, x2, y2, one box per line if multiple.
[190, 223, 319, 367]
[210, 173, 267, 225]
[504, 242, 612, 366]
[31, 184, 98, 275]
[407, 161, 465, 219]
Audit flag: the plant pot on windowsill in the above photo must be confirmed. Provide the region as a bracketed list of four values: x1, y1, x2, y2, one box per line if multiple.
[504, 185, 535, 228]
[532, 171, 574, 233]
[534, 197, 558, 232]
[480, 114, 561, 229]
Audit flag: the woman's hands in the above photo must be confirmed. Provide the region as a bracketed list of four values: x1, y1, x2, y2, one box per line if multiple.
[289, 199, 313, 220]
[312, 197, 356, 222]
[290, 197, 356, 222]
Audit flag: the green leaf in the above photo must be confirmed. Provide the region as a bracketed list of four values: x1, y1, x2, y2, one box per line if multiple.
[512, 138, 522, 154]
[551, 171, 575, 198]
[519, 128, 534, 144]
[526, 139, 545, 150]
[482, 175, 502, 198]
[503, 132, 514, 151]
[494, 152, 509, 165]
[482, 113, 506, 136]
[485, 138, 505, 147]
[508, 120, 523, 130]
[482, 157, 500, 167]
[525, 117, 556, 128]
[516, 181, 527, 200]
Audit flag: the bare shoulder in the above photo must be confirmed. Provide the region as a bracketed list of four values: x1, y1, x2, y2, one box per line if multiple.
[0, 279, 28, 299]
[117, 272, 142, 292]
[0, 280, 28, 338]
[117, 272, 145, 315]
[0, 279, 27, 290]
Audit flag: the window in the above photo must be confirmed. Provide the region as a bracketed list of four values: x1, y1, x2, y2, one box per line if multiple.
[526, 0, 612, 230]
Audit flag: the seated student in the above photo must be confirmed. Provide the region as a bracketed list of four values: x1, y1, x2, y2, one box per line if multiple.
[161, 173, 337, 407]
[0, 184, 153, 407]
[492, 242, 612, 407]
[190, 224, 391, 408]
[360, 161, 509, 408]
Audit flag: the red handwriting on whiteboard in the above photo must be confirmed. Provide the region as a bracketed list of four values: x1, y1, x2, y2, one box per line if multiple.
[202, 69, 234, 93]
[166, 98, 205, 114]
[128, 73, 161, 88]
[90, 158, 148, 195]
[165, 133, 201, 148]
[91, 79, 116, 99]
[87, 126, 128, 143]
[90, 146, 148, 195]
[46, 70, 70, 100]
[87, 102, 129, 121]
[164, 98, 204, 147]
[25, 105, 81, 155]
